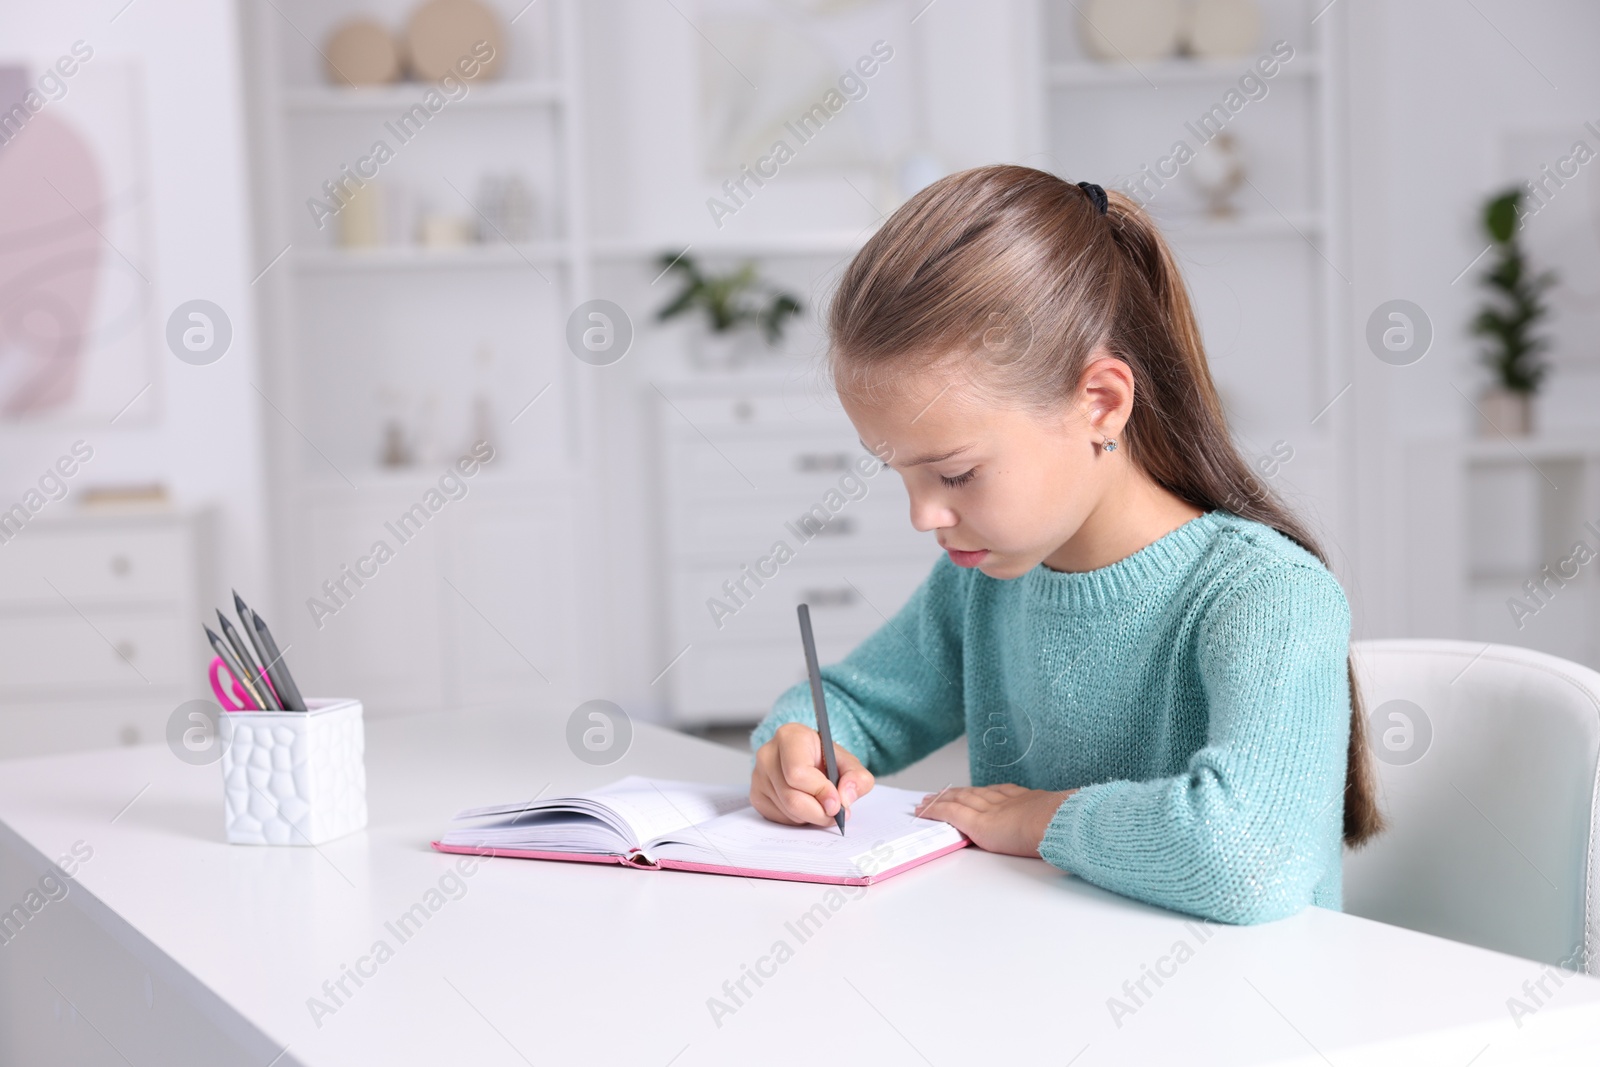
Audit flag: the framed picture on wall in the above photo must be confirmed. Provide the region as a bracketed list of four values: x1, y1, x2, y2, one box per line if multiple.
[0, 57, 156, 425]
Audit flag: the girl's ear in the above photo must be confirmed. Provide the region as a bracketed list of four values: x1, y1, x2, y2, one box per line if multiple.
[1076, 352, 1135, 439]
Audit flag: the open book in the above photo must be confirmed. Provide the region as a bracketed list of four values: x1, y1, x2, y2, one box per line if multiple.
[431, 776, 968, 886]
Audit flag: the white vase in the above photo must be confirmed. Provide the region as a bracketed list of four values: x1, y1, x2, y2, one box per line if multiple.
[1477, 386, 1533, 437]
[691, 326, 767, 370]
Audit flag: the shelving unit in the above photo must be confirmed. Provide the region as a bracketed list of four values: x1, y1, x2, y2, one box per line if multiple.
[1032, 0, 1352, 557]
[241, 0, 596, 717]
[281, 79, 567, 112]
[292, 242, 574, 272]
[1045, 54, 1322, 87]
[1407, 437, 1600, 670]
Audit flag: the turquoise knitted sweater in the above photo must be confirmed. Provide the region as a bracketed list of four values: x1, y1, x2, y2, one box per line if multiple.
[750, 510, 1352, 925]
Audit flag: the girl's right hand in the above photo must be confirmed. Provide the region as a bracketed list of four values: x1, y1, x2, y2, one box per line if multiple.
[750, 722, 876, 827]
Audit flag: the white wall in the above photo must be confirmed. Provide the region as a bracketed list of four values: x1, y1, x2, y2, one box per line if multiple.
[578, 0, 1039, 717]
[0, 0, 268, 605]
[1344, 0, 1600, 637]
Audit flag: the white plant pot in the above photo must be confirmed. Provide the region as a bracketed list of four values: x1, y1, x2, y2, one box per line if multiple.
[1477, 386, 1533, 438]
[219, 698, 368, 846]
[691, 326, 768, 370]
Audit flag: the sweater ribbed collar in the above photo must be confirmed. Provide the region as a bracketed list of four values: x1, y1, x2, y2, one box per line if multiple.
[1017, 509, 1224, 614]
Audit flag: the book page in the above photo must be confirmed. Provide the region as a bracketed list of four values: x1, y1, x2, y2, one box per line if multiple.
[586, 777, 749, 844]
[647, 785, 964, 878]
[443, 776, 749, 853]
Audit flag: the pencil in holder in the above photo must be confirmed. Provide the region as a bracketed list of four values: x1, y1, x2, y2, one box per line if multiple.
[219, 698, 368, 846]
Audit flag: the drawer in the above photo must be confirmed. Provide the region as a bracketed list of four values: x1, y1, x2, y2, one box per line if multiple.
[656, 389, 850, 433]
[669, 557, 934, 646]
[0, 610, 193, 693]
[0, 523, 193, 607]
[0, 693, 192, 757]
[663, 432, 888, 499]
[670, 633, 864, 723]
[666, 491, 932, 564]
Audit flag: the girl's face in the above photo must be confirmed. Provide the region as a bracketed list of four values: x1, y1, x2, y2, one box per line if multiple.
[840, 360, 1117, 580]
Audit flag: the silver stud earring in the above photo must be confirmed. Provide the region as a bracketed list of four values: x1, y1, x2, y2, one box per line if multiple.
[1101, 438, 1118, 453]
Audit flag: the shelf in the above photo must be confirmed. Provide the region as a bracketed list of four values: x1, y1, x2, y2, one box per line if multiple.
[1459, 436, 1600, 463]
[1047, 55, 1322, 88]
[1155, 211, 1325, 242]
[592, 229, 873, 260]
[293, 243, 572, 272]
[283, 79, 567, 114]
[298, 467, 586, 497]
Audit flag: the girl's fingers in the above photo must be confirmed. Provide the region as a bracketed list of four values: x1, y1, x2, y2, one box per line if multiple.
[750, 777, 788, 823]
[754, 724, 873, 827]
[914, 795, 970, 831]
[774, 727, 839, 820]
[753, 775, 819, 826]
[835, 745, 875, 808]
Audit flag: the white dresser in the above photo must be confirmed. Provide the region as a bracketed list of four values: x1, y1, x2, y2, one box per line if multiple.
[0, 508, 211, 757]
[655, 381, 942, 725]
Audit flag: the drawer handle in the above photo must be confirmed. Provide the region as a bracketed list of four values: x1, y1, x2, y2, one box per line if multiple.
[806, 517, 857, 538]
[110, 554, 131, 577]
[794, 452, 853, 472]
[800, 587, 858, 608]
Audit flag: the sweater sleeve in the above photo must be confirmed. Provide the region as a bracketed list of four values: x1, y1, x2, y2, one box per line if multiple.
[748, 557, 968, 775]
[1037, 562, 1352, 925]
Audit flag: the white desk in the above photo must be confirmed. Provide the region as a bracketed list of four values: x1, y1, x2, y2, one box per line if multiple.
[1, 707, 1597, 1066]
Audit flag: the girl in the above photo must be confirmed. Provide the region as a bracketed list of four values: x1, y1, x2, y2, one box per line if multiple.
[748, 165, 1383, 925]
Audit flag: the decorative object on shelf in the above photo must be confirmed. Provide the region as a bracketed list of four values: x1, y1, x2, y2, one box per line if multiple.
[1185, 130, 1246, 217]
[1470, 187, 1555, 438]
[1182, 0, 1262, 59]
[474, 173, 536, 242]
[1077, 0, 1184, 63]
[417, 212, 474, 247]
[378, 387, 417, 467]
[654, 253, 803, 369]
[323, 19, 403, 87]
[337, 182, 386, 247]
[406, 0, 504, 83]
[469, 342, 496, 458]
[79, 483, 170, 509]
[380, 420, 414, 467]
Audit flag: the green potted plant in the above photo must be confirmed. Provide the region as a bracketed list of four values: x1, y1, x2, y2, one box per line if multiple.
[1469, 188, 1556, 436]
[654, 253, 803, 368]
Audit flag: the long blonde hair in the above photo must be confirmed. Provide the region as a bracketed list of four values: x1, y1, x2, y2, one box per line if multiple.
[828, 164, 1383, 847]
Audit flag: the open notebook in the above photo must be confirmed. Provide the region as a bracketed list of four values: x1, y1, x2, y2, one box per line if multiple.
[431, 776, 968, 886]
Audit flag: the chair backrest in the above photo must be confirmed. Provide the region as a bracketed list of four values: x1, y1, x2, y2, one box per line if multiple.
[1344, 639, 1599, 975]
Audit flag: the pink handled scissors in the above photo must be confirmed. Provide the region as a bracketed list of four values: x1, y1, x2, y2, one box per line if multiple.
[209, 656, 258, 711]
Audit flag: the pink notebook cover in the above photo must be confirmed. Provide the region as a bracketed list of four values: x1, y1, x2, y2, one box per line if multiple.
[429, 837, 969, 887]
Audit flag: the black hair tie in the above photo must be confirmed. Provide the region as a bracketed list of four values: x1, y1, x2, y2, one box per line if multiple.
[1076, 181, 1108, 216]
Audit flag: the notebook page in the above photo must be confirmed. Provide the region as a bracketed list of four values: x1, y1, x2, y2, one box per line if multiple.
[647, 785, 963, 878]
[442, 777, 748, 853]
[583, 776, 750, 845]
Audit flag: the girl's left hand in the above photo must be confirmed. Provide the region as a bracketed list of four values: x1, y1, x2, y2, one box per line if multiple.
[914, 784, 1076, 857]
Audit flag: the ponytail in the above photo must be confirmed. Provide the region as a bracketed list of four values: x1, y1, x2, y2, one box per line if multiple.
[1101, 191, 1384, 847]
[829, 165, 1385, 847]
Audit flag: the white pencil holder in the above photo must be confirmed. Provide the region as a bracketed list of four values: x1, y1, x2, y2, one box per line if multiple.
[219, 699, 368, 846]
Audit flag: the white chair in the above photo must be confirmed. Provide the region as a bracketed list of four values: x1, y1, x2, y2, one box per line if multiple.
[1343, 639, 1599, 975]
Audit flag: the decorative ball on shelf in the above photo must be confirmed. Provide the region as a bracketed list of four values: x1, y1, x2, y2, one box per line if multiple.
[324, 18, 404, 87]
[1185, 130, 1246, 218]
[406, 0, 505, 83]
[1184, 0, 1263, 59]
[1076, 0, 1184, 63]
